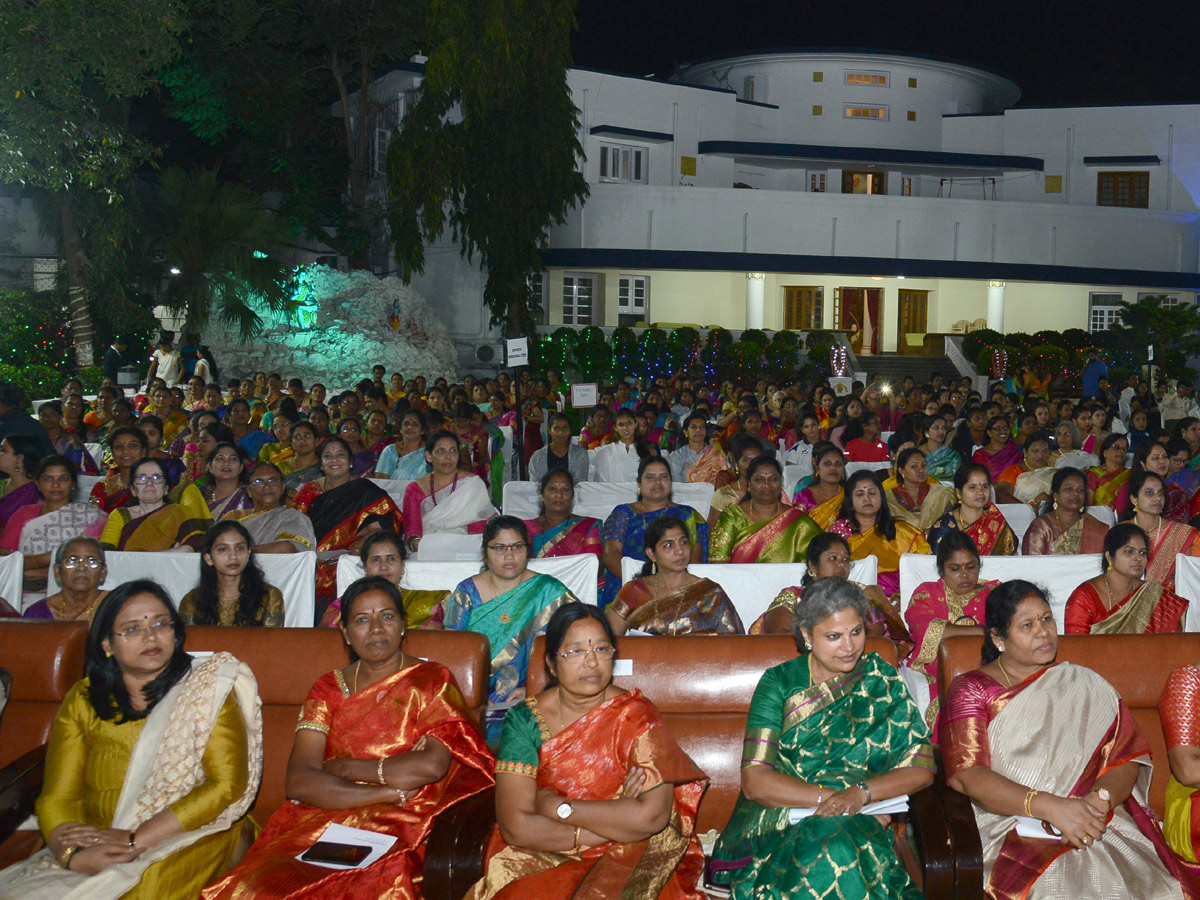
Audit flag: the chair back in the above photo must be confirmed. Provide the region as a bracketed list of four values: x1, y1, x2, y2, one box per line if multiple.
[0, 622, 88, 766]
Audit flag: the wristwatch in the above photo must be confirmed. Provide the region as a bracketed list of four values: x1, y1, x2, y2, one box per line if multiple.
[556, 800, 574, 820]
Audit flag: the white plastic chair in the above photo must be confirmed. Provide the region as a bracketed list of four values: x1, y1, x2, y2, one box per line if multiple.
[366, 478, 411, 509]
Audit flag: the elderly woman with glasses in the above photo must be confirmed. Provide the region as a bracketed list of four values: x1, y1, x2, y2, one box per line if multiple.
[466, 602, 706, 900]
[222, 461, 315, 554]
[443, 516, 578, 745]
[23, 537, 109, 622]
[99, 458, 209, 552]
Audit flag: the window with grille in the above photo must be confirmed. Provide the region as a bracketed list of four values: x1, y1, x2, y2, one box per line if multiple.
[1097, 172, 1149, 208]
[844, 105, 889, 121]
[563, 274, 596, 325]
[784, 287, 823, 330]
[1089, 293, 1124, 332]
[1137, 291, 1190, 307]
[809, 171, 827, 193]
[599, 143, 647, 184]
[845, 71, 889, 87]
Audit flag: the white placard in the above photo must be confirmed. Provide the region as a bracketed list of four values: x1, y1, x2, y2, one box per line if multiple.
[506, 337, 529, 367]
[571, 383, 598, 408]
[830, 377, 853, 396]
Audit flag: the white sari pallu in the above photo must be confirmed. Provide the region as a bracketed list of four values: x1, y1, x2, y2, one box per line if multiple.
[422, 474, 495, 535]
[976, 663, 1185, 900]
[0, 653, 263, 900]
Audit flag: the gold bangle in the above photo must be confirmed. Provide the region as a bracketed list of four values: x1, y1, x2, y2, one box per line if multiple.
[377, 758, 388, 786]
[60, 845, 81, 869]
[1024, 788, 1039, 817]
[128, 829, 137, 849]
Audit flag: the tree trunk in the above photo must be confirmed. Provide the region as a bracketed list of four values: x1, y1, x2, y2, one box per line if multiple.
[60, 197, 96, 368]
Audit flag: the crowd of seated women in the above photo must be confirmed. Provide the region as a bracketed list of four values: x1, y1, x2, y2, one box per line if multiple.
[7, 363, 1200, 895]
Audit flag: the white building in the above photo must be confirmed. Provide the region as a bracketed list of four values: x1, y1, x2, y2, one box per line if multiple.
[355, 49, 1200, 362]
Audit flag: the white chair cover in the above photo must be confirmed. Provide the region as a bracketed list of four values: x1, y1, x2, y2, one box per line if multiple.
[618, 557, 878, 630]
[782, 464, 809, 498]
[366, 478, 411, 509]
[0, 552, 23, 612]
[84, 442, 104, 472]
[335, 552, 599, 606]
[502, 481, 715, 521]
[1172, 555, 1200, 633]
[44, 550, 318, 627]
[898, 552, 1103, 626]
[74, 475, 104, 503]
[413, 533, 484, 562]
[845, 461, 892, 478]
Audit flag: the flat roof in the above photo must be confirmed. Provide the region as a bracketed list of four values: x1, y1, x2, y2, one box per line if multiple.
[698, 141, 1044, 172]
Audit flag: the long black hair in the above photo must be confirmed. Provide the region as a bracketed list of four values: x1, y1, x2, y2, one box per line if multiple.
[543, 602, 617, 687]
[981, 580, 1051, 664]
[191, 521, 272, 626]
[86, 580, 191, 721]
[837, 469, 896, 540]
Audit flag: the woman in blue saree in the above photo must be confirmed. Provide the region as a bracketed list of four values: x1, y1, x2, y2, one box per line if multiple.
[599, 456, 707, 607]
[710, 578, 934, 899]
[443, 516, 577, 745]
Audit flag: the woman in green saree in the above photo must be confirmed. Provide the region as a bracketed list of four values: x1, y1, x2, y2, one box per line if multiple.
[443, 516, 578, 745]
[709, 457, 821, 564]
[710, 578, 934, 899]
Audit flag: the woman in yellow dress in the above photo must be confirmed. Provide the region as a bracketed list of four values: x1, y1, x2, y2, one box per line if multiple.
[830, 470, 930, 600]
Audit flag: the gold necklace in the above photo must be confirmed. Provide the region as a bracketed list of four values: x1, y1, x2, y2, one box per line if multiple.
[997, 658, 1014, 687]
[353, 659, 362, 693]
[1102, 574, 1115, 610]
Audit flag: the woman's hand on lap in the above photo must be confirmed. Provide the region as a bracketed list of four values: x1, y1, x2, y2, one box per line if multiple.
[814, 785, 867, 817]
[69, 843, 141, 875]
[1043, 794, 1106, 849]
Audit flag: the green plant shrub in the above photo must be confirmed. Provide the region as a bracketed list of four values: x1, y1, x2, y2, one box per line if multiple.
[740, 328, 769, 347]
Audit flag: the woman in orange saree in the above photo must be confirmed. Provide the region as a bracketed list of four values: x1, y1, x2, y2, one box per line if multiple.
[1123, 470, 1200, 591]
[202, 578, 495, 900]
[468, 604, 707, 900]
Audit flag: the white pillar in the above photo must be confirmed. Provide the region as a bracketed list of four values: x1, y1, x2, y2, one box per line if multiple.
[986, 281, 1006, 332]
[745, 273, 765, 329]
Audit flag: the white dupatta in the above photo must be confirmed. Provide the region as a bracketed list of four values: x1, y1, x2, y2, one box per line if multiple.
[0, 653, 263, 900]
[421, 475, 495, 535]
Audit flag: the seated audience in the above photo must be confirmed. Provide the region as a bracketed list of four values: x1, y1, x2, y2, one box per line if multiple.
[1022, 467, 1109, 555]
[280, 421, 321, 496]
[667, 411, 710, 482]
[373, 409, 428, 480]
[524, 470, 601, 564]
[791, 441, 846, 529]
[0, 434, 45, 528]
[528, 412, 589, 485]
[842, 410, 890, 462]
[831, 470, 930, 599]
[710, 579, 933, 898]
[943, 580, 1193, 899]
[608, 514, 742, 636]
[198, 442, 252, 520]
[444, 517, 577, 744]
[591, 408, 657, 483]
[1122, 470, 1200, 591]
[224, 461, 316, 553]
[469, 602, 706, 900]
[996, 431, 1053, 506]
[927, 463, 1018, 556]
[23, 536, 108, 622]
[885, 447, 955, 530]
[99, 457, 209, 552]
[320, 531, 448, 629]
[36, 400, 99, 474]
[1086, 432, 1131, 508]
[972, 415, 1021, 482]
[710, 456, 820, 563]
[707, 433, 766, 528]
[918, 413, 959, 481]
[400, 431, 493, 555]
[0, 580, 261, 900]
[202, 576, 495, 900]
[179, 521, 284, 626]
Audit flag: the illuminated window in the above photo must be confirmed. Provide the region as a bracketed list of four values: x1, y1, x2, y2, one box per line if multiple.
[908, 77, 918, 88]
[900, 177, 913, 196]
[812, 71, 824, 82]
[809, 171, 827, 193]
[844, 105, 889, 121]
[845, 71, 889, 86]
[617, 275, 649, 326]
[907, 110, 917, 121]
[1097, 172, 1148, 208]
[563, 274, 597, 325]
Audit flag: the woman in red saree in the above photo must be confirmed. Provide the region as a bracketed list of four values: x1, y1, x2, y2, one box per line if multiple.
[1065, 523, 1188, 635]
[1122, 470, 1200, 591]
[468, 604, 707, 900]
[943, 580, 1195, 900]
[292, 438, 403, 610]
[926, 463, 1018, 556]
[88, 426, 148, 513]
[202, 577, 495, 900]
[1115, 441, 1190, 523]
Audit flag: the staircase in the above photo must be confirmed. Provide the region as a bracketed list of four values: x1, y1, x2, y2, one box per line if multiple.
[855, 353, 957, 388]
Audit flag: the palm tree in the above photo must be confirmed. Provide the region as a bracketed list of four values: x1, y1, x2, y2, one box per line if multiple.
[150, 168, 294, 339]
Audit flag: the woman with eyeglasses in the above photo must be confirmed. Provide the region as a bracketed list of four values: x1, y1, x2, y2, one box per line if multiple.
[468, 602, 706, 900]
[99, 458, 209, 552]
[0, 580, 261, 900]
[291, 436, 403, 609]
[204, 576, 494, 900]
[179, 521, 283, 627]
[22, 537, 108, 622]
[0, 456, 104, 590]
[223, 462, 315, 555]
[444, 516, 577, 744]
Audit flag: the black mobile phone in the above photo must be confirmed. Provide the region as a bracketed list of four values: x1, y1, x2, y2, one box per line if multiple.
[300, 840, 372, 866]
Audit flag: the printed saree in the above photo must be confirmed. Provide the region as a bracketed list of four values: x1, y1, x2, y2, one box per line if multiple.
[0, 653, 262, 900]
[226, 505, 316, 552]
[789, 487, 843, 529]
[1144, 519, 1200, 591]
[0, 501, 103, 555]
[600, 503, 708, 607]
[1159, 665, 1200, 863]
[685, 445, 731, 487]
[710, 653, 933, 899]
[611, 576, 744, 635]
[924, 445, 961, 481]
[202, 661, 495, 900]
[1013, 465, 1057, 506]
[1021, 512, 1109, 555]
[1087, 465, 1131, 508]
[885, 482, 956, 531]
[942, 663, 1193, 900]
[526, 516, 602, 560]
[903, 579, 999, 731]
[927, 504, 1018, 556]
[99, 500, 210, 551]
[444, 572, 576, 744]
[973, 442, 1023, 481]
[708, 505, 821, 564]
[469, 690, 706, 900]
[1064, 580, 1189, 635]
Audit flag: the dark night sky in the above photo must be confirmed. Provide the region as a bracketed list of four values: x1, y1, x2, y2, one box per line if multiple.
[571, 0, 1200, 107]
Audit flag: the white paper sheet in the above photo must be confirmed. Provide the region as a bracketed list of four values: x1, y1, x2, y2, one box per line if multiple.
[788, 794, 909, 824]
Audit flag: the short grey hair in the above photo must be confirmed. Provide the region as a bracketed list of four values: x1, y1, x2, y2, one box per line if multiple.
[53, 536, 106, 569]
[791, 577, 870, 649]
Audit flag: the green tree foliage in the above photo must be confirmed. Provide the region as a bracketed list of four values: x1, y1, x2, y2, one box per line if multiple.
[1097, 294, 1200, 380]
[0, 0, 186, 366]
[387, 0, 589, 337]
[148, 169, 294, 339]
